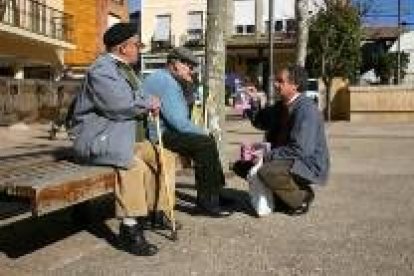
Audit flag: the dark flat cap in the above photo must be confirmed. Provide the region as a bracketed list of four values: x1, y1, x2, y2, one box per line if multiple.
[103, 22, 139, 48]
[168, 47, 199, 65]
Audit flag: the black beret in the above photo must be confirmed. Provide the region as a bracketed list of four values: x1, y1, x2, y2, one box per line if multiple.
[103, 22, 138, 48]
[167, 47, 199, 65]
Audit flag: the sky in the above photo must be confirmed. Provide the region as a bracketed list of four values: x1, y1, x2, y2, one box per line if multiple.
[355, 0, 414, 27]
[128, 0, 141, 13]
[126, 0, 413, 28]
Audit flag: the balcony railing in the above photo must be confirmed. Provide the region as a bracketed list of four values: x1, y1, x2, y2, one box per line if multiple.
[0, 0, 73, 43]
[151, 34, 174, 51]
[184, 29, 204, 47]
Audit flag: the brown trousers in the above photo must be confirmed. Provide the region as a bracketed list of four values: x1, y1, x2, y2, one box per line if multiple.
[114, 141, 176, 218]
[257, 159, 307, 209]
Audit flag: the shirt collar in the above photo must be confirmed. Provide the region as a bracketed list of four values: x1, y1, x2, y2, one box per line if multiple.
[109, 53, 128, 65]
[286, 93, 300, 106]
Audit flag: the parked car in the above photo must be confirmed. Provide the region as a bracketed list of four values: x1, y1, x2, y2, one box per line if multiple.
[305, 78, 319, 104]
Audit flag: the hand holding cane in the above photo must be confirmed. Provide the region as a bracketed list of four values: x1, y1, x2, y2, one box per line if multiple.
[155, 114, 177, 240]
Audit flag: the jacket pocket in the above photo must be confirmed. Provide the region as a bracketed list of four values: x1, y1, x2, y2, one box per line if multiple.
[90, 122, 112, 157]
[91, 133, 109, 157]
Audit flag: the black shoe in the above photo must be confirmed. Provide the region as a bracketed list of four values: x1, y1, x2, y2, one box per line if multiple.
[150, 211, 183, 231]
[196, 194, 233, 217]
[286, 189, 315, 216]
[118, 223, 159, 256]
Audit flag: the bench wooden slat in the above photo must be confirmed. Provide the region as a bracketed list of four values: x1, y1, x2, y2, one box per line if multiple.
[0, 148, 71, 173]
[0, 149, 117, 217]
[35, 169, 116, 215]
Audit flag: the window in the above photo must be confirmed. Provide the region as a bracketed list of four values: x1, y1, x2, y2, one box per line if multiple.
[234, 0, 255, 35]
[246, 25, 255, 34]
[235, 25, 243, 34]
[286, 19, 296, 32]
[112, 0, 124, 5]
[235, 25, 255, 35]
[154, 14, 171, 41]
[188, 11, 203, 41]
[275, 20, 283, 32]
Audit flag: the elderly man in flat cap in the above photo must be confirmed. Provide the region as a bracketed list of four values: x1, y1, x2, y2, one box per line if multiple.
[70, 23, 176, 256]
[142, 47, 231, 217]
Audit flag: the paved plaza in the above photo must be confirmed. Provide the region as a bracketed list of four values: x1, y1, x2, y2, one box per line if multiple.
[0, 116, 413, 275]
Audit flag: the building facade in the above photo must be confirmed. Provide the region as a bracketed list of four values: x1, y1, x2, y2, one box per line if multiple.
[64, 0, 129, 77]
[140, 0, 206, 77]
[226, 0, 323, 90]
[389, 30, 414, 84]
[0, 0, 74, 79]
[141, 0, 324, 90]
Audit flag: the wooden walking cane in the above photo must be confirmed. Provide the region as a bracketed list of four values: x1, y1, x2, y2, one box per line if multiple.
[155, 115, 177, 240]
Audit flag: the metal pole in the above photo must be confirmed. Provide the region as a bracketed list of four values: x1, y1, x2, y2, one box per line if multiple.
[397, 0, 401, 84]
[268, 0, 275, 105]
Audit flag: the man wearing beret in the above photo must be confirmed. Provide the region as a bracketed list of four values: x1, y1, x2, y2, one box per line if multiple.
[70, 23, 174, 256]
[143, 47, 231, 217]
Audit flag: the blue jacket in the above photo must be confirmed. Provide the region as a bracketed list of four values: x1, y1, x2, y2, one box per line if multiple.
[71, 54, 151, 168]
[251, 95, 330, 184]
[142, 69, 206, 142]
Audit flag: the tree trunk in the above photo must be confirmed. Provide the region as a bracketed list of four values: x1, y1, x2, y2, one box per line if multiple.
[323, 78, 332, 121]
[205, 0, 227, 166]
[295, 0, 310, 67]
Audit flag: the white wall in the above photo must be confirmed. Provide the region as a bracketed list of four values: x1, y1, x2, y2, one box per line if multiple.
[389, 30, 414, 83]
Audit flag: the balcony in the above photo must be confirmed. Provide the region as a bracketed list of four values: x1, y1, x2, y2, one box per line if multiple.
[151, 33, 174, 51]
[184, 29, 204, 47]
[227, 30, 296, 49]
[0, 0, 73, 44]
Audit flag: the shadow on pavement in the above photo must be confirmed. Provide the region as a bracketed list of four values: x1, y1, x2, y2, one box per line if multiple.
[175, 183, 255, 217]
[0, 209, 83, 258]
[0, 196, 115, 258]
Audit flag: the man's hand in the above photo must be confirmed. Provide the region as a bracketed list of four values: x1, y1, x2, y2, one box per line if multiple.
[148, 96, 160, 116]
[251, 142, 271, 164]
[245, 85, 258, 99]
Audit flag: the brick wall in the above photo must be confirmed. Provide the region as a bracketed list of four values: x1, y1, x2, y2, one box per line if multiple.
[64, 0, 99, 67]
[64, 0, 129, 70]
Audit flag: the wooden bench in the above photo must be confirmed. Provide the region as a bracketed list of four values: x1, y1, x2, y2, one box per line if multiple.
[0, 144, 188, 228]
[0, 148, 117, 227]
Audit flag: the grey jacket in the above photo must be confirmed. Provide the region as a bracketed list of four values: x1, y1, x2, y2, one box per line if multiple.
[251, 94, 330, 184]
[71, 54, 151, 168]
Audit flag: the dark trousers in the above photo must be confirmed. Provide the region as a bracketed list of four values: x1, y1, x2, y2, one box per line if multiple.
[257, 160, 311, 209]
[162, 130, 225, 196]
